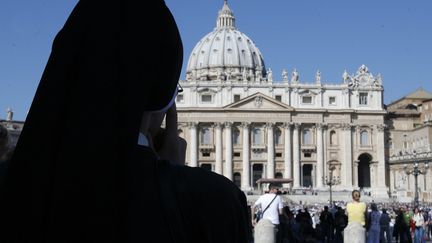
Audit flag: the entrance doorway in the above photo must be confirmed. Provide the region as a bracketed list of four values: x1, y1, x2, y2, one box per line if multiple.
[233, 172, 241, 188]
[302, 164, 313, 187]
[252, 164, 263, 188]
[358, 153, 372, 188]
[200, 163, 212, 171]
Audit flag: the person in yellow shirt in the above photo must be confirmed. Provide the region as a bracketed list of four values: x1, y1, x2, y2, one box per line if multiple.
[344, 190, 367, 243]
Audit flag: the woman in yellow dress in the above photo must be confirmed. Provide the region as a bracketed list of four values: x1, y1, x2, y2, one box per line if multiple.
[344, 190, 367, 243]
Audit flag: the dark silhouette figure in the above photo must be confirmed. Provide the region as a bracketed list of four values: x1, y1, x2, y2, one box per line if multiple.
[319, 205, 334, 243]
[379, 208, 391, 243]
[394, 209, 412, 243]
[333, 206, 348, 243]
[280, 206, 295, 243]
[0, 1, 250, 242]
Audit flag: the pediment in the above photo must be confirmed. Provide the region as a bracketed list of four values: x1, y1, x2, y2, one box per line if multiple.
[298, 89, 318, 95]
[224, 92, 294, 110]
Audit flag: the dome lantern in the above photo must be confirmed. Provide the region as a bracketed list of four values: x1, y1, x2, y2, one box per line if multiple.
[216, 0, 236, 30]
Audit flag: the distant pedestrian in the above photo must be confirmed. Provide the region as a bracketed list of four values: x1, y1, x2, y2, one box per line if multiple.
[379, 208, 391, 243]
[320, 205, 334, 243]
[367, 203, 381, 243]
[413, 207, 425, 243]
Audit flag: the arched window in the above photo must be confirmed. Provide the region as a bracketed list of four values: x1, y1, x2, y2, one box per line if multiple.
[253, 127, 263, 145]
[330, 130, 337, 145]
[200, 127, 211, 145]
[232, 127, 240, 145]
[360, 131, 369, 146]
[274, 128, 282, 145]
[303, 129, 312, 145]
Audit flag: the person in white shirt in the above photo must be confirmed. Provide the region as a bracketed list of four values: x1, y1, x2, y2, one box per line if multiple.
[252, 183, 284, 242]
[412, 207, 425, 243]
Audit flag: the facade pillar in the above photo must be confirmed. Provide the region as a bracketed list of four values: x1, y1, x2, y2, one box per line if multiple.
[374, 124, 389, 198]
[189, 122, 198, 167]
[224, 122, 233, 180]
[241, 122, 251, 190]
[293, 123, 301, 188]
[316, 123, 324, 188]
[283, 123, 292, 183]
[266, 122, 275, 179]
[353, 161, 359, 188]
[342, 123, 353, 188]
[215, 123, 223, 175]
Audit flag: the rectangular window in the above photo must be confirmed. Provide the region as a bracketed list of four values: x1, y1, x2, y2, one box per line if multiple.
[302, 96, 312, 104]
[234, 152, 241, 157]
[304, 153, 311, 158]
[275, 95, 282, 102]
[329, 96, 336, 105]
[176, 94, 184, 103]
[201, 94, 212, 103]
[359, 93, 368, 105]
[202, 152, 210, 157]
[234, 94, 241, 102]
[276, 152, 282, 158]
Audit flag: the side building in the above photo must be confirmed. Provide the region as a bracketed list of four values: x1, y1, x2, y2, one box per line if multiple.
[386, 88, 432, 203]
[176, 1, 389, 198]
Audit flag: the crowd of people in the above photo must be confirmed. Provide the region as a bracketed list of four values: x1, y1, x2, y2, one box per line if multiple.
[251, 186, 432, 243]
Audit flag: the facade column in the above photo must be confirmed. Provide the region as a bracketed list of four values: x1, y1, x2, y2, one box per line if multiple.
[353, 161, 359, 188]
[189, 122, 198, 167]
[241, 122, 251, 190]
[266, 122, 275, 179]
[283, 123, 292, 182]
[374, 124, 388, 197]
[293, 123, 301, 188]
[316, 123, 324, 188]
[224, 122, 233, 180]
[342, 123, 353, 188]
[215, 123, 223, 175]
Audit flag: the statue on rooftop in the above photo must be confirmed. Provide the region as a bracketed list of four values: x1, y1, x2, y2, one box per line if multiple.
[282, 69, 288, 82]
[267, 68, 273, 82]
[291, 68, 299, 83]
[315, 70, 321, 83]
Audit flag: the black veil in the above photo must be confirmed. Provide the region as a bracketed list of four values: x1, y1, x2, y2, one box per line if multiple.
[1, 0, 182, 242]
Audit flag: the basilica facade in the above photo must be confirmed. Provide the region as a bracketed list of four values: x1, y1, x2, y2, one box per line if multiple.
[176, 1, 389, 198]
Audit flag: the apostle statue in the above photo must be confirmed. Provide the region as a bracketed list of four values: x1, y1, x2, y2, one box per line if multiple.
[267, 68, 273, 82]
[291, 68, 299, 83]
[282, 69, 288, 82]
[315, 70, 321, 84]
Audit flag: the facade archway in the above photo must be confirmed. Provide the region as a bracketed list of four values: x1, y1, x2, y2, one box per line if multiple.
[358, 153, 372, 188]
[200, 163, 212, 171]
[302, 164, 313, 187]
[233, 172, 241, 188]
[275, 172, 283, 178]
[252, 164, 263, 188]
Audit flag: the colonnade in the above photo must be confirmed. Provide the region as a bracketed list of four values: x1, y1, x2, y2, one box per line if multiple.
[187, 122, 387, 191]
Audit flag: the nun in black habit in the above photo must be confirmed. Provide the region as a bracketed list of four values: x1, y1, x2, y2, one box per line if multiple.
[0, 0, 251, 242]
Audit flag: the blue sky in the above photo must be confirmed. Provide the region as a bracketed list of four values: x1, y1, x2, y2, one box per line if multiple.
[1, 0, 432, 121]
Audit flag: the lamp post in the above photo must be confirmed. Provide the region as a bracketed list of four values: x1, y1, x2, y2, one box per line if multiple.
[404, 162, 429, 208]
[324, 165, 341, 205]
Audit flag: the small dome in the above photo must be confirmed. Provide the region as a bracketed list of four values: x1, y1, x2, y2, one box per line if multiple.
[186, 1, 266, 82]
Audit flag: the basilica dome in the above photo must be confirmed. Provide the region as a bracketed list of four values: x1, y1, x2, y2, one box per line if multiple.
[185, 1, 267, 82]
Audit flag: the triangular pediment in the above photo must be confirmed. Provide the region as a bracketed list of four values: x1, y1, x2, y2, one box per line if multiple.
[224, 92, 294, 110]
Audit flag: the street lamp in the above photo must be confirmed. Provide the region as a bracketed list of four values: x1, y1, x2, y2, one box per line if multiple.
[404, 162, 429, 208]
[324, 165, 341, 205]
